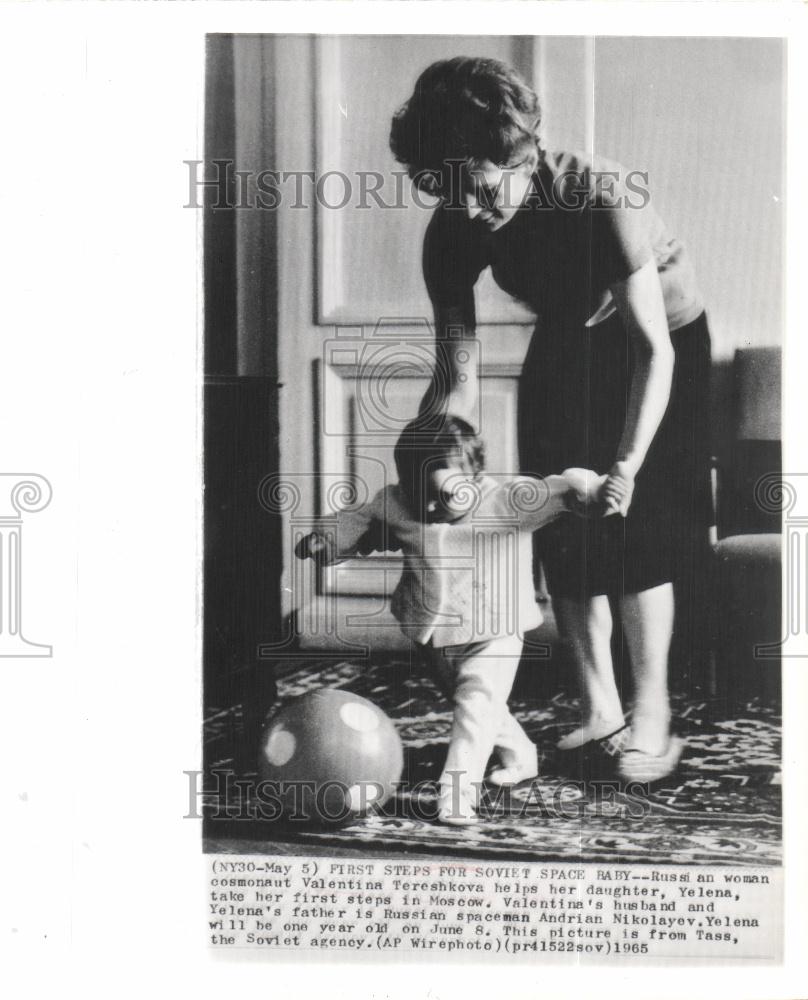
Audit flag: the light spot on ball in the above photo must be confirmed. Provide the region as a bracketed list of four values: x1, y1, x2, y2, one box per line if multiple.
[346, 782, 380, 813]
[339, 701, 380, 733]
[264, 727, 296, 766]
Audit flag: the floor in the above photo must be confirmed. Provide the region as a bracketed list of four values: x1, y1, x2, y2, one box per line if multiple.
[203, 652, 781, 866]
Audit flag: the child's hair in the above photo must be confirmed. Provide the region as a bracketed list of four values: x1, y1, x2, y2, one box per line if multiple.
[389, 56, 543, 198]
[394, 415, 485, 518]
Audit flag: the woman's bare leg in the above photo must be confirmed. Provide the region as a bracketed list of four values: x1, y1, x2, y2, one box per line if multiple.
[554, 595, 625, 749]
[619, 582, 674, 756]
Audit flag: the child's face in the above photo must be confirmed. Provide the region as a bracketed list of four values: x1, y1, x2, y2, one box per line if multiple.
[424, 453, 478, 523]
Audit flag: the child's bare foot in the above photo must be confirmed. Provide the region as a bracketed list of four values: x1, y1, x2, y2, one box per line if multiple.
[556, 717, 627, 751]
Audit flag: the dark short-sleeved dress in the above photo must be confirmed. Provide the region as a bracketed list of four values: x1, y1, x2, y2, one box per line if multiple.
[423, 151, 712, 599]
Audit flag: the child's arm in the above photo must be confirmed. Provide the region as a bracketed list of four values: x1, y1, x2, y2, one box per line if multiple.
[562, 468, 613, 519]
[505, 470, 612, 531]
[294, 489, 387, 565]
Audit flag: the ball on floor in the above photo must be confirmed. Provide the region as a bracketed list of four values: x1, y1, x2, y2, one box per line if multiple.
[258, 688, 404, 823]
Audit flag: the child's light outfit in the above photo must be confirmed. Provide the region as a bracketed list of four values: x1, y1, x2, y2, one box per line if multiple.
[310, 474, 572, 821]
[420, 631, 534, 822]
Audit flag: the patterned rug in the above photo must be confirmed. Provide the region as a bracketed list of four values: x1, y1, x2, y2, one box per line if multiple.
[204, 657, 781, 866]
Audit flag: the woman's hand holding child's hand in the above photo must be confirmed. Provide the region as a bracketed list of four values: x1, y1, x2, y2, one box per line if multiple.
[562, 463, 634, 518]
[601, 460, 636, 517]
[562, 468, 614, 519]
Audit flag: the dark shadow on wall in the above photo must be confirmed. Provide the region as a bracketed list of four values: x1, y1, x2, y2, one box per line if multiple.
[203, 35, 283, 762]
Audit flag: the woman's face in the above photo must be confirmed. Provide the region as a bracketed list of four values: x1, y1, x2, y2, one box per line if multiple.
[461, 150, 538, 231]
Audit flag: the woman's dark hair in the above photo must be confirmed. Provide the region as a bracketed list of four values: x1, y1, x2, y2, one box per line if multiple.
[394, 415, 486, 518]
[390, 56, 543, 196]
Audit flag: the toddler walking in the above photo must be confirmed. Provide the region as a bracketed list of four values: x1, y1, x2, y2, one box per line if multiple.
[296, 417, 612, 824]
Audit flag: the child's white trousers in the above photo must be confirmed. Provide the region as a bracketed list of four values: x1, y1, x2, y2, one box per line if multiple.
[422, 632, 535, 801]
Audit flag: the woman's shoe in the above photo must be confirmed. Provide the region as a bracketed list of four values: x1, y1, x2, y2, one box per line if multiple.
[555, 725, 632, 780]
[592, 724, 633, 759]
[617, 735, 684, 783]
[556, 720, 628, 752]
[487, 747, 539, 786]
[557, 723, 631, 757]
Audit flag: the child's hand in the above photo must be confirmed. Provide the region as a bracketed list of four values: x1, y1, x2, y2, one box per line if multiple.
[294, 532, 328, 561]
[601, 461, 635, 517]
[562, 468, 612, 519]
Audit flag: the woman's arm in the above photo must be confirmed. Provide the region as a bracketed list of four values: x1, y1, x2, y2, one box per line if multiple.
[607, 259, 676, 514]
[419, 300, 479, 426]
[420, 209, 486, 427]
